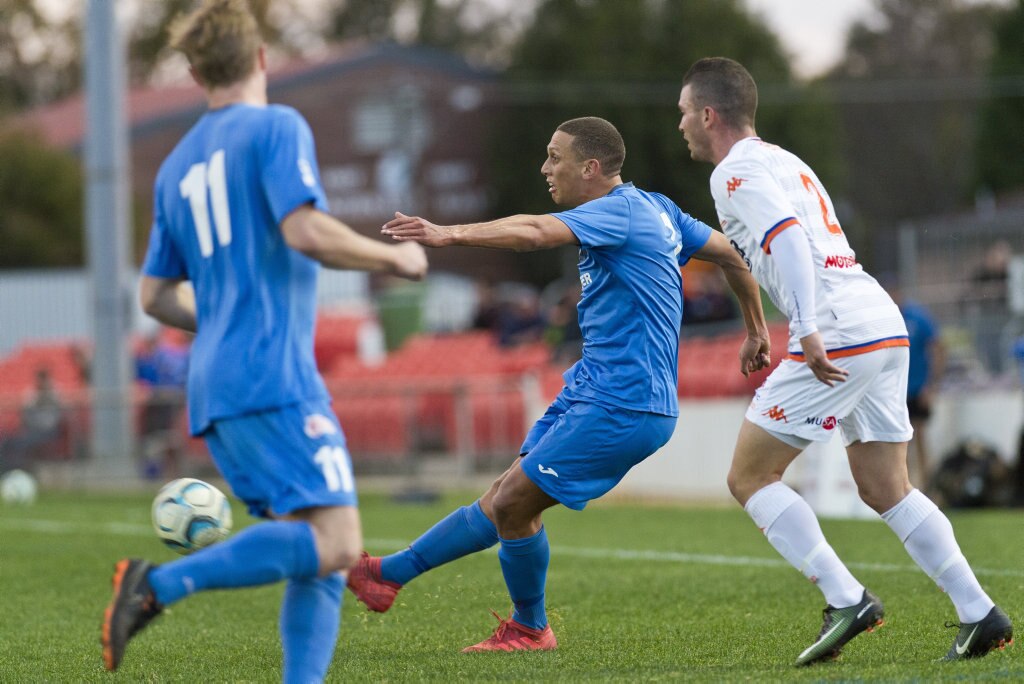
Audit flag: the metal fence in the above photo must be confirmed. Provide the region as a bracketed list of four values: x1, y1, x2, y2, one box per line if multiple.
[897, 203, 1024, 385]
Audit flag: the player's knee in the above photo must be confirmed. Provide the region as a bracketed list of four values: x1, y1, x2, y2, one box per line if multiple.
[316, 538, 361, 574]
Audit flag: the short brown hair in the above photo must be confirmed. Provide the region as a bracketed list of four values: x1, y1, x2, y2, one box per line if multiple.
[556, 116, 625, 177]
[682, 57, 758, 130]
[169, 0, 262, 88]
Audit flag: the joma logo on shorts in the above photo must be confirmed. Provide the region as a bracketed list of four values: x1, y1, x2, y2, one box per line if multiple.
[805, 416, 838, 430]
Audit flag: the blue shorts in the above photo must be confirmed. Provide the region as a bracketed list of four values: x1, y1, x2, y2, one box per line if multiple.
[519, 391, 676, 510]
[204, 399, 358, 518]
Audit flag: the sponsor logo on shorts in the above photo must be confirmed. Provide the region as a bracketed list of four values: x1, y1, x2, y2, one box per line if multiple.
[805, 416, 838, 430]
[304, 413, 338, 439]
[762, 405, 788, 423]
[537, 464, 559, 478]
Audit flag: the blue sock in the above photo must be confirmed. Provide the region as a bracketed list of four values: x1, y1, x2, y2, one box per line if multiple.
[280, 573, 344, 684]
[380, 501, 498, 585]
[498, 526, 549, 630]
[149, 521, 319, 606]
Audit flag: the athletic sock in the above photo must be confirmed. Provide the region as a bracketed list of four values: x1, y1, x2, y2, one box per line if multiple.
[881, 489, 994, 623]
[380, 500, 498, 585]
[148, 520, 319, 606]
[498, 526, 549, 630]
[280, 573, 345, 684]
[745, 482, 864, 608]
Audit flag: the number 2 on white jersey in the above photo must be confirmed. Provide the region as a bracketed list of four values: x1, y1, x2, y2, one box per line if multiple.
[179, 149, 232, 257]
[800, 173, 842, 236]
[314, 445, 355, 493]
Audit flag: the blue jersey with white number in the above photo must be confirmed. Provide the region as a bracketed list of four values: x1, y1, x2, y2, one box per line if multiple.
[142, 103, 330, 435]
[552, 182, 712, 416]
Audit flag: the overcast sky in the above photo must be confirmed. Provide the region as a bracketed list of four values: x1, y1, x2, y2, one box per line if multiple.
[742, 0, 879, 78]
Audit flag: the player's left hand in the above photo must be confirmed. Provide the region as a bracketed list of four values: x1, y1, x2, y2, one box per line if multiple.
[382, 212, 452, 248]
[800, 331, 848, 387]
[739, 333, 771, 377]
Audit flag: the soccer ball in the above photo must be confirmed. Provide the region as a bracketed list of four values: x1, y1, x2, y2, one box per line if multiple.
[0, 469, 38, 505]
[151, 478, 232, 555]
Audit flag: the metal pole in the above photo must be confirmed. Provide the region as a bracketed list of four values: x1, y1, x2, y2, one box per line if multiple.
[84, 0, 135, 482]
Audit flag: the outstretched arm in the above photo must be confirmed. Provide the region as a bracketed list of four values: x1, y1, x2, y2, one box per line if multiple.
[282, 204, 427, 280]
[692, 230, 771, 377]
[382, 212, 578, 252]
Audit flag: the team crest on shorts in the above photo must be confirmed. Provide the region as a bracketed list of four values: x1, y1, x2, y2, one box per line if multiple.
[303, 413, 338, 439]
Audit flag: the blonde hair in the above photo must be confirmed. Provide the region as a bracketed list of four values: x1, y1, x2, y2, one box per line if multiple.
[169, 0, 262, 88]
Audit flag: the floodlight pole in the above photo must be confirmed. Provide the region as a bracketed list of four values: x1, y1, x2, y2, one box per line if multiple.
[84, 0, 135, 482]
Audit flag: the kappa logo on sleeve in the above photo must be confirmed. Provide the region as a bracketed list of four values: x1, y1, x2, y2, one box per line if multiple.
[726, 177, 747, 197]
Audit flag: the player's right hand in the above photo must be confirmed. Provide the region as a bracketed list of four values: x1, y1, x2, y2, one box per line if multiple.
[390, 241, 428, 281]
[799, 331, 848, 387]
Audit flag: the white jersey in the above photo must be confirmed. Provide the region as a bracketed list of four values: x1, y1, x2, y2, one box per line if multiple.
[711, 137, 907, 358]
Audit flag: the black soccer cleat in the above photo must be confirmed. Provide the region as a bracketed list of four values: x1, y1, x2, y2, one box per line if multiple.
[795, 589, 885, 666]
[101, 558, 163, 671]
[943, 605, 1013, 661]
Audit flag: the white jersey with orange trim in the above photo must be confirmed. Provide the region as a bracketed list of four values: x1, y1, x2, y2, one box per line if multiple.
[710, 137, 907, 358]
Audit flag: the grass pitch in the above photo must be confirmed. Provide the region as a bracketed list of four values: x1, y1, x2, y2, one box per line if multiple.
[0, 488, 1020, 682]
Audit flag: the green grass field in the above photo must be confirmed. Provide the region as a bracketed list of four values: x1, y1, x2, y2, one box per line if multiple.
[0, 488, 1020, 682]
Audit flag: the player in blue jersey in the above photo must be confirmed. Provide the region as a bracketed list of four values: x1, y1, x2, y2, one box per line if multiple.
[346, 116, 771, 652]
[100, 1, 427, 679]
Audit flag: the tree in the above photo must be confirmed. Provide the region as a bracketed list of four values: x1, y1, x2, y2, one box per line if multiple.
[827, 0, 1005, 224]
[0, 0, 79, 115]
[975, 0, 1024, 195]
[484, 0, 841, 282]
[0, 131, 84, 268]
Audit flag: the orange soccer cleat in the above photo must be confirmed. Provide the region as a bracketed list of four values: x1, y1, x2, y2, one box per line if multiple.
[462, 610, 558, 653]
[347, 551, 402, 613]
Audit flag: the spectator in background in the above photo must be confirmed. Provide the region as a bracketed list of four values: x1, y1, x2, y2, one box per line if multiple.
[470, 279, 502, 333]
[890, 283, 946, 489]
[135, 332, 190, 479]
[683, 269, 738, 326]
[966, 240, 1011, 374]
[545, 281, 583, 364]
[0, 367, 67, 470]
[496, 288, 547, 348]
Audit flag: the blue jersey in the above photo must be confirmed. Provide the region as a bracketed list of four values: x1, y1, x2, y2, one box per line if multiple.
[142, 104, 330, 435]
[901, 301, 937, 398]
[552, 182, 712, 416]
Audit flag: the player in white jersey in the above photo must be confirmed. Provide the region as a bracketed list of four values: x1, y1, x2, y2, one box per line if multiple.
[678, 57, 1012, 666]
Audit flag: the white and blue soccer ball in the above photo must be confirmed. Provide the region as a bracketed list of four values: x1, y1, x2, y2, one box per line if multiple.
[151, 478, 232, 555]
[0, 469, 38, 505]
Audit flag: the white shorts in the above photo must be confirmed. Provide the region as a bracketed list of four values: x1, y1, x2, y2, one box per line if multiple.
[746, 346, 913, 447]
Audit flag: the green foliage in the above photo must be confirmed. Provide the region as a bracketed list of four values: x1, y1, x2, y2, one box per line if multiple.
[0, 131, 84, 268]
[0, 490, 1021, 680]
[827, 0, 1006, 223]
[975, 0, 1024, 194]
[487, 0, 842, 284]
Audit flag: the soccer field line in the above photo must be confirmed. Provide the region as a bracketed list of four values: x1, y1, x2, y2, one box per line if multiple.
[4, 517, 1022, 579]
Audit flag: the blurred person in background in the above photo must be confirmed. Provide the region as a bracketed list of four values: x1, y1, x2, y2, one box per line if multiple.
[134, 331, 190, 479]
[348, 115, 770, 652]
[99, 0, 426, 680]
[679, 56, 1011, 665]
[888, 282, 945, 490]
[0, 366, 66, 471]
[966, 240, 1011, 374]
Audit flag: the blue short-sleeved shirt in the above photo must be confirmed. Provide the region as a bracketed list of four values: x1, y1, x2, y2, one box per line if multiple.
[142, 104, 330, 435]
[901, 301, 938, 398]
[552, 182, 713, 416]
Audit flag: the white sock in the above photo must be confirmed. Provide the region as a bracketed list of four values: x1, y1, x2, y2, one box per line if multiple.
[745, 482, 864, 608]
[881, 489, 994, 623]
